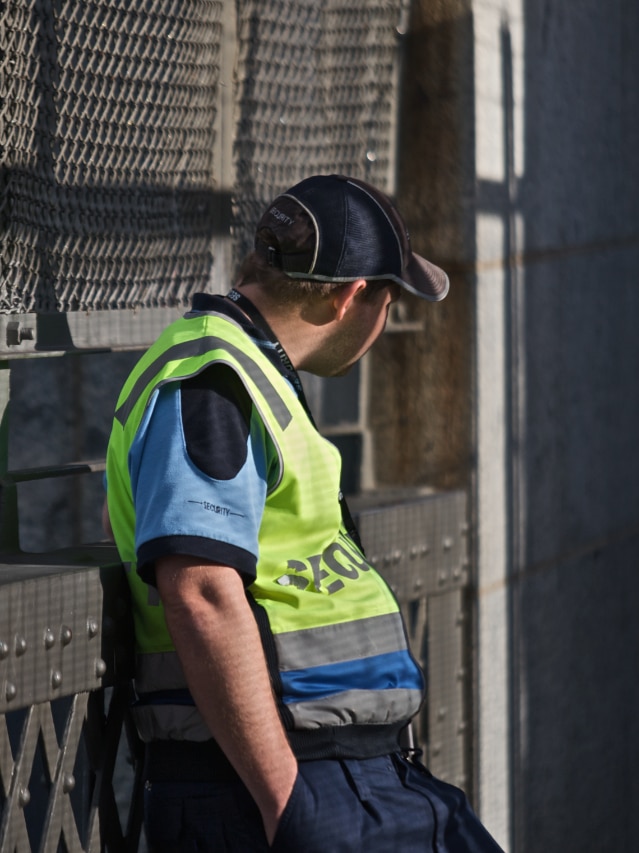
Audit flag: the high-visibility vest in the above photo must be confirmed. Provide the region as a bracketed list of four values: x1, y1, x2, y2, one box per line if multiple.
[106, 309, 424, 756]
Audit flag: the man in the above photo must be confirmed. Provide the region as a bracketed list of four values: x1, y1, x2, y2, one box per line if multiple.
[105, 174, 503, 851]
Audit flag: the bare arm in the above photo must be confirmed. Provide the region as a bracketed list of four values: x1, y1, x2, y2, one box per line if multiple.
[155, 555, 298, 845]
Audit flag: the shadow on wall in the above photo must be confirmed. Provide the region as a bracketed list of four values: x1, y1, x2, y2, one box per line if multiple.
[8, 352, 140, 552]
[512, 2, 639, 852]
[375, 2, 639, 851]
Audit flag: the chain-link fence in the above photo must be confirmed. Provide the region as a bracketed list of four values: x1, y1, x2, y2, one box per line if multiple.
[1, 1, 222, 313]
[1, 0, 405, 317]
[233, 0, 403, 257]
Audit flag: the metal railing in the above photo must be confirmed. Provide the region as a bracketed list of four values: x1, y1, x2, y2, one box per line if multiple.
[0, 552, 143, 852]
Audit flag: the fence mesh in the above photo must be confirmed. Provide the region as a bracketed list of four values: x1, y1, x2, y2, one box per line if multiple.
[232, 0, 402, 259]
[0, 0, 402, 315]
[0, 0, 223, 313]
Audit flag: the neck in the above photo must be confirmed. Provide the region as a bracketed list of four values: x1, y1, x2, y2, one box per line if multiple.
[233, 284, 331, 372]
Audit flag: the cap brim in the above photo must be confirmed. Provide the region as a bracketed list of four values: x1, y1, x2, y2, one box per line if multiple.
[402, 252, 450, 301]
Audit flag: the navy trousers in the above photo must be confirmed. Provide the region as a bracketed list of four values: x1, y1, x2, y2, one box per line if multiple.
[144, 753, 504, 852]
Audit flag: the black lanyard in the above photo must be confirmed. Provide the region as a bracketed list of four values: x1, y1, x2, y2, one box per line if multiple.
[227, 289, 364, 553]
[227, 289, 308, 406]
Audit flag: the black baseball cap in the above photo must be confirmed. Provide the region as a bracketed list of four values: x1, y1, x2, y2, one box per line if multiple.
[254, 174, 449, 301]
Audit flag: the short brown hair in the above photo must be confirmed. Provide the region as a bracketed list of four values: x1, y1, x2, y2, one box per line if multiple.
[237, 251, 392, 305]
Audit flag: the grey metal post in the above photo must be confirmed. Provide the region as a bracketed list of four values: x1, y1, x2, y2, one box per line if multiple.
[0, 363, 19, 553]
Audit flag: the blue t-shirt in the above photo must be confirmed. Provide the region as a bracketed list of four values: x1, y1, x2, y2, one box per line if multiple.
[130, 294, 295, 586]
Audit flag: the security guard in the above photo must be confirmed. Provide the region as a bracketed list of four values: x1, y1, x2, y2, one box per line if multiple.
[106, 175, 504, 852]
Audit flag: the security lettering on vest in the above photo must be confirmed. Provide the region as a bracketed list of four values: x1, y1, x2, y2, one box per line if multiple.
[277, 534, 371, 594]
[187, 499, 245, 518]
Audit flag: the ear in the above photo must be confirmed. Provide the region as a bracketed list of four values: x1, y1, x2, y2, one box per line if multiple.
[331, 279, 367, 321]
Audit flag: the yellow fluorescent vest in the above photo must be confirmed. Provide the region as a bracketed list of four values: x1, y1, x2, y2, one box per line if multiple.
[106, 309, 424, 752]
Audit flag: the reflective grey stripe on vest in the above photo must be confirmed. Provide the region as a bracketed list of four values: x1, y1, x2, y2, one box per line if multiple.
[115, 333, 293, 431]
[136, 613, 410, 691]
[130, 688, 423, 742]
[274, 612, 410, 671]
[287, 688, 423, 729]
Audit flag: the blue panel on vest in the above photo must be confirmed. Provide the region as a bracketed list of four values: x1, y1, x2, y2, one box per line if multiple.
[279, 650, 423, 703]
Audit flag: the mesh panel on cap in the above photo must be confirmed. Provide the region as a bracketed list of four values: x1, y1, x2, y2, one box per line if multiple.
[339, 197, 401, 279]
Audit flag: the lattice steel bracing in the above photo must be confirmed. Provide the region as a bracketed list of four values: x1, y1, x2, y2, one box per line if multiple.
[0, 686, 142, 853]
[0, 1, 405, 322]
[0, 559, 141, 851]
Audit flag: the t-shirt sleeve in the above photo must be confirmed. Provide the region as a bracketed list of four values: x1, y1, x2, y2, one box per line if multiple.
[129, 364, 274, 586]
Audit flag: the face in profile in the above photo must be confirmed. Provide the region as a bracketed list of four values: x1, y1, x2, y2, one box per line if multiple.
[312, 282, 401, 378]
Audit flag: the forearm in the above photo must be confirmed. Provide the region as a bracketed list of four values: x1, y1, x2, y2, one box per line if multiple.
[156, 556, 297, 843]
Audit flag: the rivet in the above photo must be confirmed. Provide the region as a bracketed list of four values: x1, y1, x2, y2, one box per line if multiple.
[431, 743, 441, 757]
[0, 641, 8, 659]
[44, 629, 56, 649]
[442, 537, 453, 551]
[18, 787, 30, 808]
[438, 571, 448, 585]
[391, 550, 402, 564]
[87, 619, 99, 638]
[15, 636, 27, 656]
[5, 682, 17, 701]
[51, 670, 63, 689]
[6, 322, 35, 347]
[95, 659, 107, 678]
[60, 626, 73, 646]
[62, 774, 75, 793]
